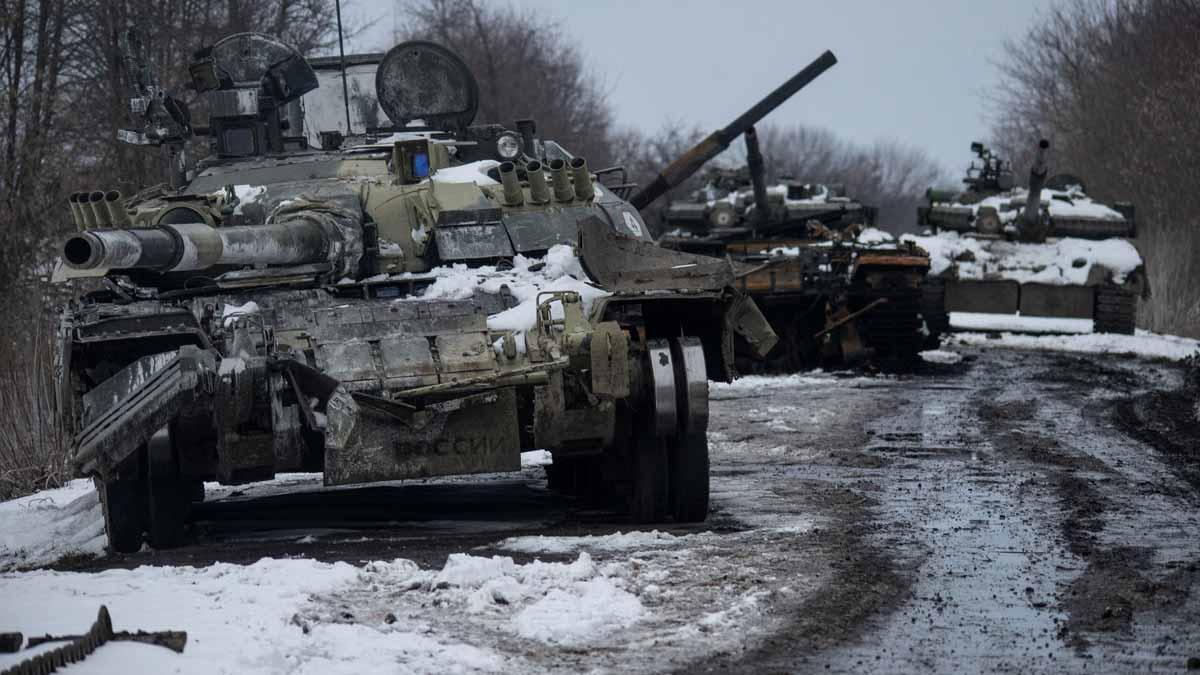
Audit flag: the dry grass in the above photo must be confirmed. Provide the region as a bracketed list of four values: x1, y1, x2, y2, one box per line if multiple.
[0, 297, 70, 501]
[1139, 222, 1200, 340]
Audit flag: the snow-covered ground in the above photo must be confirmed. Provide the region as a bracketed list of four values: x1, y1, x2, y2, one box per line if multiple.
[946, 329, 1198, 361]
[0, 433, 826, 674]
[0, 479, 105, 571]
[919, 349, 964, 365]
[950, 312, 1093, 334]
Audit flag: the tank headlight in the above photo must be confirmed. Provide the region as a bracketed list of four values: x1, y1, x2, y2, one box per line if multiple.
[496, 133, 522, 160]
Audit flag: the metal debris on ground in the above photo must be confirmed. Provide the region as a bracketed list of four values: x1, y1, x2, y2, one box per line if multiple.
[0, 606, 186, 675]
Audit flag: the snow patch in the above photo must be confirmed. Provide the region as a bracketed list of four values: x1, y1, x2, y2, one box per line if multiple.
[857, 227, 895, 245]
[0, 479, 105, 571]
[710, 372, 874, 399]
[498, 530, 688, 554]
[221, 301, 260, 328]
[934, 185, 1127, 223]
[920, 349, 963, 365]
[396, 244, 608, 348]
[348, 552, 644, 648]
[948, 329, 1199, 361]
[0, 557, 505, 674]
[514, 576, 644, 645]
[431, 160, 501, 187]
[950, 312, 1092, 334]
[904, 231, 1142, 285]
[231, 184, 266, 215]
[519, 450, 552, 467]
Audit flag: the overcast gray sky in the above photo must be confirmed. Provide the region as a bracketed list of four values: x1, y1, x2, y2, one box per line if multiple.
[342, 0, 1051, 175]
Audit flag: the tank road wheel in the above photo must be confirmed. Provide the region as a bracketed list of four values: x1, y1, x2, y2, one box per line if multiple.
[1093, 284, 1137, 335]
[668, 337, 710, 523]
[707, 202, 737, 229]
[145, 427, 195, 550]
[94, 476, 146, 554]
[629, 340, 676, 523]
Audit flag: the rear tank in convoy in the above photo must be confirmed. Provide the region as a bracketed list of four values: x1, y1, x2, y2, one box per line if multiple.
[912, 140, 1145, 334]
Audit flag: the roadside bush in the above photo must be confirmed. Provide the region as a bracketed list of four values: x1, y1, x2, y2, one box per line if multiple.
[0, 289, 69, 501]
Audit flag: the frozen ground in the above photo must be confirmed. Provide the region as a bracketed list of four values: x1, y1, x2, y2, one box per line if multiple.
[2, 348, 1199, 673]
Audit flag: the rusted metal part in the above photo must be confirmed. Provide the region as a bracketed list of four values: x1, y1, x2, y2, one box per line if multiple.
[0, 606, 186, 675]
[728, 294, 779, 359]
[388, 360, 566, 399]
[853, 254, 930, 269]
[578, 217, 735, 292]
[814, 298, 887, 340]
[589, 321, 630, 399]
[324, 388, 521, 485]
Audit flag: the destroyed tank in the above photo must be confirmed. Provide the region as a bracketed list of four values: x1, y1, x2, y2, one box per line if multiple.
[650, 121, 935, 370]
[913, 140, 1145, 334]
[53, 33, 782, 552]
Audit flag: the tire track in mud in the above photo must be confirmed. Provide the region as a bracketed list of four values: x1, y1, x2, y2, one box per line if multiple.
[976, 377, 1200, 653]
[682, 486, 910, 674]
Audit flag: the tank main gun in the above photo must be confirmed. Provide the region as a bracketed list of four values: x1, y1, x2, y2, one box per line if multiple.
[629, 50, 837, 211]
[743, 127, 769, 226]
[61, 214, 361, 279]
[1019, 139, 1051, 240]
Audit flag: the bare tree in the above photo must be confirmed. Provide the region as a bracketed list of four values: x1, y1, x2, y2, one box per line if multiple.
[0, 0, 342, 497]
[398, 0, 617, 166]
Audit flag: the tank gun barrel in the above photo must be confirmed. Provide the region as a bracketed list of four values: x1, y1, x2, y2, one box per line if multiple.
[63, 219, 346, 274]
[1020, 138, 1051, 231]
[629, 50, 837, 211]
[743, 127, 769, 225]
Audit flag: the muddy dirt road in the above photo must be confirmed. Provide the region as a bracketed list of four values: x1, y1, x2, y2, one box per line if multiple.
[20, 346, 1200, 673]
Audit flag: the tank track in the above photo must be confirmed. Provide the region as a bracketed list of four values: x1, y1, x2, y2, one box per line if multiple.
[1093, 284, 1137, 335]
[852, 283, 925, 369]
[0, 606, 186, 675]
[920, 277, 950, 347]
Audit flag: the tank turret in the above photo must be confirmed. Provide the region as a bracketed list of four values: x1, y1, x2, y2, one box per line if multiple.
[919, 139, 1135, 241]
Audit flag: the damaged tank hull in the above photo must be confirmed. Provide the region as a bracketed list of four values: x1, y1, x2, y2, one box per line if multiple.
[915, 140, 1146, 334]
[55, 34, 778, 553]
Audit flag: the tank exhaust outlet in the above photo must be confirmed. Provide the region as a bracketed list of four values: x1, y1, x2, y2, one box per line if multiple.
[499, 162, 525, 206]
[526, 161, 551, 204]
[550, 159, 573, 202]
[87, 191, 109, 227]
[104, 191, 131, 227]
[571, 157, 594, 202]
[68, 193, 87, 229]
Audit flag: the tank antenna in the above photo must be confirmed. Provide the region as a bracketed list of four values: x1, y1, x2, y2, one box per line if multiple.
[336, 0, 353, 134]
